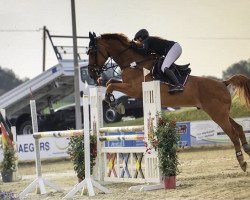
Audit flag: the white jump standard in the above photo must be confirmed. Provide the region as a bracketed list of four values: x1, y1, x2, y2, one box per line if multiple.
[63, 95, 111, 198]
[19, 98, 111, 199]
[19, 100, 64, 198]
[91, 81, 164, 190]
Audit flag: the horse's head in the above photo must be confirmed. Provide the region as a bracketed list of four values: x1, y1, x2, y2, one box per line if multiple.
[88, 32, 149, 81]
[87, 32, 109, 81]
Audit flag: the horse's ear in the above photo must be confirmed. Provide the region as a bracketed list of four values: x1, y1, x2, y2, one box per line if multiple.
[93, 32, 97, 38]
[89, 32, 94, 41]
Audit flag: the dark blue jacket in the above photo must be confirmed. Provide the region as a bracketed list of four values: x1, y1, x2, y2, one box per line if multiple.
[136, 36, 175, 56]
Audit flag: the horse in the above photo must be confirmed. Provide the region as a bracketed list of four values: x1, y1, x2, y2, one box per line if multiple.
[87, 32, 250, 172]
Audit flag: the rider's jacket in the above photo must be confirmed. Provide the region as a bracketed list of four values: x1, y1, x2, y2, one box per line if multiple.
[136, 36, 176, 56]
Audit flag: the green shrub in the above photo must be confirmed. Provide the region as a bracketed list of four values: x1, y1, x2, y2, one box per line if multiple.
[0, 145, 17, 173]
[67, 135, 97, 180]
[149, 112, 180, 177]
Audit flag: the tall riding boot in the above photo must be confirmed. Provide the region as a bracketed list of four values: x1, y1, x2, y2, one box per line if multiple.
[164, 68, 184, 93]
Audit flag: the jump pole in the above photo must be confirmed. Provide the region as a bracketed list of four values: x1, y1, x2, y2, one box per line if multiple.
[19, 100, 63, 198]
[63, 94, 111, 198]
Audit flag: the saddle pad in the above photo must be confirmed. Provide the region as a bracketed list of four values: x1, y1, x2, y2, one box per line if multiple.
[152, 59, 191, 86]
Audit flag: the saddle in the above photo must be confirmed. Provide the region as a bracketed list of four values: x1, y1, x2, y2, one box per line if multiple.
[152, 56, 191, 86]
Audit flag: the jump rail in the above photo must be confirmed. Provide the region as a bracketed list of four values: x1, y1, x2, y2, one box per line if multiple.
[33, 129, 83, 139]
[99, 134, 145, 142]
[99, 125, 144, 133]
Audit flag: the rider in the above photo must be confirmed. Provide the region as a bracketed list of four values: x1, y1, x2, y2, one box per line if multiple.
[133, 29, 184, 93]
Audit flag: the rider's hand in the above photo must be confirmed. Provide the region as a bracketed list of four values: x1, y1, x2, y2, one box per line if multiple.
[97, 77, 102, 86]
[130, 41, 137, 49]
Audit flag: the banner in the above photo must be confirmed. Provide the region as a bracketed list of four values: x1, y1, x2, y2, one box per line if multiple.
[1, 117, 248, 162]
[17, 135, 70, 161]
[177, 122, 191, 147]
[190, 118, 250, 145]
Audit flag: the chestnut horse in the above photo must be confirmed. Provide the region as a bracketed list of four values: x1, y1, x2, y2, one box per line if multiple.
[87, 32, 250, 172]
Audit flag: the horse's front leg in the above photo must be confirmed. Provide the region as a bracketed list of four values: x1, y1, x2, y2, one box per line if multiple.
[106, 79, 122, 87]
[104, 82, 138, 113]
[106, 82, 139, 98]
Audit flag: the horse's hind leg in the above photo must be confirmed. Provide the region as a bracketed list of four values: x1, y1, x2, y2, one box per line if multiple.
[229, 117, 250, 156]
[219, 120, 247, 172]
[203, 106, 247, 171]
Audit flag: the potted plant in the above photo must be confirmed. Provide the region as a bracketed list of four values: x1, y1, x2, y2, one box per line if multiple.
[67, 134, 97, 182]
[0, 143, 17, 182]
[149, 112, 180, 189]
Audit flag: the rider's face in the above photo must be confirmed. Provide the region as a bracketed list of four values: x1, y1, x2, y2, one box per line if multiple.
[138, 37, 143, 42]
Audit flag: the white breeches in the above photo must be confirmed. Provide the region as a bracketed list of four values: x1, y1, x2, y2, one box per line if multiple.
[161, 42, 182, 72]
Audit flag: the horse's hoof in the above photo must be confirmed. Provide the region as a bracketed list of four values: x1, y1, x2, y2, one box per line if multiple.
[105, 93, 116, 104]
[104, 97, 110, 104]
[109, 101, 117, 108]
[240, 162, 247, 172]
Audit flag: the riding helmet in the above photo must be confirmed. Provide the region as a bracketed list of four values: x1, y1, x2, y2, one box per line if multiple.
[134, 29, 149, 40]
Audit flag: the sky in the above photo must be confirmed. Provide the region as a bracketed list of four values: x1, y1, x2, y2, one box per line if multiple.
[0, 0, 250, 79]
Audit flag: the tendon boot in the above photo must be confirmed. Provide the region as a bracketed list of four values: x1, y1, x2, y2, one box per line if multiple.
[105, 93, 117, 107]
[164, 67, 184, 93]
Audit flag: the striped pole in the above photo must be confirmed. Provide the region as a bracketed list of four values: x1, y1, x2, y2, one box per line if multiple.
[99, 134, 145, 142]
[99, 125, 144, 133]
[33, 130, 83, 139]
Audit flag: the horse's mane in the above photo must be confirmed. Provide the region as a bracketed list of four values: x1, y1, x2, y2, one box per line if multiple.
[100, 33, 131, 46]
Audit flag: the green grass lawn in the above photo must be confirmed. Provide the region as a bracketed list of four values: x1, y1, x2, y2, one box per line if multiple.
[43, 95, 250, 127]
[106, 97, 250, 127]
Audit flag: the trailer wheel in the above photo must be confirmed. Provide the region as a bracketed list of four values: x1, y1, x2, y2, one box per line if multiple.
[103, 105, 122, 123]
[19, 120, 33, 135]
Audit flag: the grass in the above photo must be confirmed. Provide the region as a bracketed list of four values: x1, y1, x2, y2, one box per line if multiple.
[105, 117, 144, 127]
[106, 97, 250, 127]
[168, 97, 250, 122]
[42, 95, 250, 127]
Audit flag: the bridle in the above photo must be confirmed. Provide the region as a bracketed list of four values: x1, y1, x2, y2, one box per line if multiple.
[87, 36, 110, 77]
[88, 32, 130, 78]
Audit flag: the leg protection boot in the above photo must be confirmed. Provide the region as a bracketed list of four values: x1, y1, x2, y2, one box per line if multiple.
[164, 68, 184, 93]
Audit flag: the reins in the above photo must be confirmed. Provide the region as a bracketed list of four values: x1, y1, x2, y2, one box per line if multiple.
[123, 56, 158, 72]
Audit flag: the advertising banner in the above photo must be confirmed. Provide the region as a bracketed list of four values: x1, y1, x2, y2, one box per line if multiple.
[104, 132, 145, 147]
[17, 135, 70, 161]
[176, 122, 191, 147]
[1, 117, 248, 162]
[190, 118, 250, 145]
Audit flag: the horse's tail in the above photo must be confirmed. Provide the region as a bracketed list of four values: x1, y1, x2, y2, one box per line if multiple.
[223, 74, 250, 109]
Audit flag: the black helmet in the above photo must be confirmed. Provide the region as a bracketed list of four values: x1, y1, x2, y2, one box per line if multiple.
[134, 29, 149, 40]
